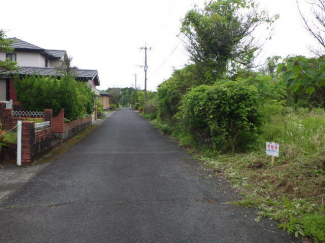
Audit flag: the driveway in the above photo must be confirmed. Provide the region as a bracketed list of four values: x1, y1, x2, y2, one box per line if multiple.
[0, 108, 300, 243]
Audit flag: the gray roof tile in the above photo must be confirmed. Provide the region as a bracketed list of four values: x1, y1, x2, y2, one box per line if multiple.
[100, 90, 111, 96]
[0, 67, 100, 85]
[44, 49, 66, 59]
[9, 37, 43, 50]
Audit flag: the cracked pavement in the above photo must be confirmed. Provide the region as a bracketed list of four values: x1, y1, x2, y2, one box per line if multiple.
[0, 108, 301, 243]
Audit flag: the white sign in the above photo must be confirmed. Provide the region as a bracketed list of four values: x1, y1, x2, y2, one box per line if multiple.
[266, 142, 279, 157]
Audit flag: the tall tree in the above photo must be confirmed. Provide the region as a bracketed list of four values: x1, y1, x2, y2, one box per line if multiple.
[106, 88, 121, 106]
[0, 30, 18, 71]
[180, 0, 277, 82]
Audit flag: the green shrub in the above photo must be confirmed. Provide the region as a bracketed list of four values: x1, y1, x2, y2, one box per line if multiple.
[279, 213, 325, 242]
[153, 121, 173, 135]
[14, 74, 94, 121]
[177, 81, 262, 153]
[142, 112, 156, 120]
[156, 65, 199, 125]
[96, 100, 104, 119]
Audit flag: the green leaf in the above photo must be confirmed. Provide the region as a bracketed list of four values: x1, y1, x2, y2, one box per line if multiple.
[276, 63, 285, 75]
[301, 77, 311, 87]
[283, 71, 296, 82]
[306, 69, 317, 77]
[297, 60, 309, 71]
[305, 86, 315, 95]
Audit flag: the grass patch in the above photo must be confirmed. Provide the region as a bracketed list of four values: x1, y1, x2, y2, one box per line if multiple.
[141, 112, 157, 121]
[199, 108, 325, 242]
[151, 108, 325, 242]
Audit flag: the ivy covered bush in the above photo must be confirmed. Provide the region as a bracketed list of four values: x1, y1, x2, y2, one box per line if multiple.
[177, 81, 262, 153]
[14, 75, 95, 121]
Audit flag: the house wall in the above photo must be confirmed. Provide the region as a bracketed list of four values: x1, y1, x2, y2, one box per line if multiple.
[9, 79, 18, 102]
[100, 96, 110, 109]
[15, 51, 46, 67]
[0, 52, 5, 61]
[0, 51, 46, 67]
[88, 79, 96, 88]
[0, 79, 6, 100]
[48, 59, 60, 68]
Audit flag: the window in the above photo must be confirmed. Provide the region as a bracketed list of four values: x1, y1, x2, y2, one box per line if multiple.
[45, 59, 49, 67]
[6, 53, 16, 62]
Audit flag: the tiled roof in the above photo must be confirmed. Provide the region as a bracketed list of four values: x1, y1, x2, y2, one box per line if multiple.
[0, 67, 100, 85]
[44, 49, 66, 59]
[9, 37, 43, 50]
[7, 38, 66, 60]
[100, 90, 111, 96]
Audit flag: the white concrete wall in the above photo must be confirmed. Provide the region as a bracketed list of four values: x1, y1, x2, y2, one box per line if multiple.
[0, 52, 6, 61]
[16, 51, 46, 67]
[88, 79, 96, 88]
[49, 59, 60, 68]
[0, 79, 6, 100]
[0, 51, 46, 67]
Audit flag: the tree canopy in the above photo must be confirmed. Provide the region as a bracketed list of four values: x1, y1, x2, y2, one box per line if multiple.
[0, 30, 18, 71]
[180, 0, 277, 82]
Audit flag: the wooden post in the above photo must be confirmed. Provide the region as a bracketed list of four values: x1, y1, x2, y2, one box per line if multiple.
[271, 141, 275, 166]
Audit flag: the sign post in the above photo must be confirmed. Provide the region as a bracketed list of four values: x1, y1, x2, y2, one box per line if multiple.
[266, 142, 279, 166]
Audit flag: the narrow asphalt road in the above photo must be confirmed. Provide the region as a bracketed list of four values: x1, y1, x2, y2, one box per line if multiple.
[0, 108, 300, 243]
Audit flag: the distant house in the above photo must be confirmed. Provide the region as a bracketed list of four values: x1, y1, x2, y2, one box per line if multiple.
[0, 38, 100, 102]
[99, 90, 112, 110]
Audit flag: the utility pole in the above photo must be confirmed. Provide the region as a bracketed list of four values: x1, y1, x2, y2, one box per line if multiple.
[134, 74, 137, 107]
[140, 45, 151, 109]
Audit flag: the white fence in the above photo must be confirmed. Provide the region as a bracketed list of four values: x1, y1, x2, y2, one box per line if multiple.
[0, 100, 13, 109]
[12, 110, 45, 118]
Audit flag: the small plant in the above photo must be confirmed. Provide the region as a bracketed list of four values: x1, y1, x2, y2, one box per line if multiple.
[142, 112, 157, 120]
[153, 121, 173, 135]
[279, 213, 325, 242]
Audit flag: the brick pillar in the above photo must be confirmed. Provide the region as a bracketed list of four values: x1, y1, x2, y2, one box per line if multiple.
[13, 102, 22, 111]
[2, 108, 13, 131]
[22, 121, 35, 165]
[0, 103, 6, 128]
[44, 109, 53, 122]
[51, 109, 64, 133]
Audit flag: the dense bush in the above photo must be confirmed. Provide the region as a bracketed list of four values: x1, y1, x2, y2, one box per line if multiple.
[14, 75, 94, 120]
[156, 65, 199, 125]
[177, 81, 262, 153]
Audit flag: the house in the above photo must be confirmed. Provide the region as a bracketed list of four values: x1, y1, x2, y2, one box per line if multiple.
[0, 38, 100, 102]
[99, 90, 112, 110]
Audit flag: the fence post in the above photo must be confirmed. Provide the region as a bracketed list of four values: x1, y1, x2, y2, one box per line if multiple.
[8, 100, 13, 109]
[17, 120, 22, 166]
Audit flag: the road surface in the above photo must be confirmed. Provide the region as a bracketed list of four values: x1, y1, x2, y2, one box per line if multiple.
[0, 108, 300, 243]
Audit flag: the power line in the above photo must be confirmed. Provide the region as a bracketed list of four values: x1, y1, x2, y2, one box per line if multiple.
[149, 39, 183, 79]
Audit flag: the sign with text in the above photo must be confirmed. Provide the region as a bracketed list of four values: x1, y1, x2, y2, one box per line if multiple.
[266, 142, 279, 157]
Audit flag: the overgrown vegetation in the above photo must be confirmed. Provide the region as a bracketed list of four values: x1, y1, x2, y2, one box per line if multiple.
[14, 74, 94, 121]
[149, 0, 325, 242]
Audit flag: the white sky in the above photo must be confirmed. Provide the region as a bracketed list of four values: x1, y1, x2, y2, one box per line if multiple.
[0, 0, 318, 91]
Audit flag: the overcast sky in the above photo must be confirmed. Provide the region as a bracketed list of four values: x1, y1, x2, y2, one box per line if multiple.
[0, 0, 318, 91]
